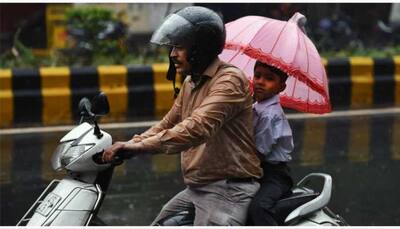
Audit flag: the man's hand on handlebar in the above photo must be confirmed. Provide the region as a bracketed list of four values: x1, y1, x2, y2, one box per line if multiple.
[131, 134, 144, 143]
[102, 141, 149, 163]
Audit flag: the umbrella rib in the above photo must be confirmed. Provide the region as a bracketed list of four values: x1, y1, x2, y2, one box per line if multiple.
[247, 19, 274, 48]
[226, 49, 243, 63]
[231, 19, 266, 46]
[271, 21, 288, 53]
[306, 79, 310, 112]
[243, 55, 254, 74]
[231, 25, 250, 44]
[291, 76, 298, 98]
[300, 26, 310, 73]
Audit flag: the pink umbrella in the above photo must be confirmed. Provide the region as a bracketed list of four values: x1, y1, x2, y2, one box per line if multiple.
[219, 13, 331, 114]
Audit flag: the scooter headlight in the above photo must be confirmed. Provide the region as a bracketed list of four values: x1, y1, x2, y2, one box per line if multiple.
[60, 144, 94, 167]
[51, 141, 72, 171]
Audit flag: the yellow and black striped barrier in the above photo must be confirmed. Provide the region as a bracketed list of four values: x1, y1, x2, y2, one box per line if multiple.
[327, 56, 400, 110]
[0, 64, 182, 127]
[0, 56, 399, 128]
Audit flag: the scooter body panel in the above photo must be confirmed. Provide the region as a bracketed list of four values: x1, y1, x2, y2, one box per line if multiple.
[285, 173, 332, 223]
[25, 178, 99, 226]
[65, 130, 112, 173]
[288, 209, 341, 226]
[60, 122, 93, 142]
[51, 122, 112, 173]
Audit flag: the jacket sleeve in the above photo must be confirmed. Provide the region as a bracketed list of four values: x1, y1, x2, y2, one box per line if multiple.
[131, 83, 183, 141]
[141, 72, 250, 154]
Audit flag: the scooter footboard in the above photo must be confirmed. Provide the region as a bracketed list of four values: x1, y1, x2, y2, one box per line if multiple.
[17, 178, 102, 226]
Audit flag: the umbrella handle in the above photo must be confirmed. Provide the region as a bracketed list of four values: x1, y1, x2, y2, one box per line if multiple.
[289, 12, 307, 33]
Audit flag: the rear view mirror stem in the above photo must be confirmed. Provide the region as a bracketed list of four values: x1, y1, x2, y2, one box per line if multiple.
[93, 118, 103, 139]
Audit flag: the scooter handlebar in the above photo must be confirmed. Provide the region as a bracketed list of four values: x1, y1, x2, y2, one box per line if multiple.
[92, 150, 133, 166]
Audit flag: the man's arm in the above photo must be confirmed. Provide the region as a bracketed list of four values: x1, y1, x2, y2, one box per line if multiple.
[104, 86, 185, 162]
[131, 82, 184, 142]
[141, 72, 250, 154]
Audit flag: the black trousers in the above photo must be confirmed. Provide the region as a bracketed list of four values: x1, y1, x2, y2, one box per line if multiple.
[247, 162, 293, 226]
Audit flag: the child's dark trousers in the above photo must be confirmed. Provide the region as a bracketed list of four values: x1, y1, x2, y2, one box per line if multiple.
[247, 161, 293, 225]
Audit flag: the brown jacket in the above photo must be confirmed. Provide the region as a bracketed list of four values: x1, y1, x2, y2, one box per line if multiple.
[137, 58, 262, 185]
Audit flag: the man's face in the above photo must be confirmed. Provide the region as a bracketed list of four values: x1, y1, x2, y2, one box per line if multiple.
[253, 65, 286, 102]
[170, 46, 192, 76]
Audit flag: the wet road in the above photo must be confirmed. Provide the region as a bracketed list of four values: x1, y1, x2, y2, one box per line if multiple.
[1, 111, 399, 226]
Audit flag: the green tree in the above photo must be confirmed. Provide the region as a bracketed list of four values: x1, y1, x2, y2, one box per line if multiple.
[58, 7, 126, 66]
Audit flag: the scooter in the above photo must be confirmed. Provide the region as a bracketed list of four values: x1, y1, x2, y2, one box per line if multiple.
[17, 92, 348, 226]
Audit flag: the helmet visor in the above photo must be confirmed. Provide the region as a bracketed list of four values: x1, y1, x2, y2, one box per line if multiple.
[150, 14, 194, 47]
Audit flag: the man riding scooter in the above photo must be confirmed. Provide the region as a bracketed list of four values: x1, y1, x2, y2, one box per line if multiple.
[17, 6, 348, 227]
[102, 6, 263, 226]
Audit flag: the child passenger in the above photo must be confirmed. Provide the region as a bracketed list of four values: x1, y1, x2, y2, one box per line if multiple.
[247, 60, 294, 226]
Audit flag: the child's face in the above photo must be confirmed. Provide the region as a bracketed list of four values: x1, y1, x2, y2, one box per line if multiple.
[253, 65, 286, 102]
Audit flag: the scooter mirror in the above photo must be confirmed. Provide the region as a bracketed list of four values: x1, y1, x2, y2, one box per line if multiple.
[78, 97, 94, 117]
[92, 92, 110, 116]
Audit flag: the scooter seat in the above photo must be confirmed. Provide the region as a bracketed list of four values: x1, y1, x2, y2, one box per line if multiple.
[157, 192, 319, 226]
[273, 192, 320, 225]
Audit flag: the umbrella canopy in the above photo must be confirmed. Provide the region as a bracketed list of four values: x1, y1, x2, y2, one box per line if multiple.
[219, 13, 331, 114]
